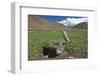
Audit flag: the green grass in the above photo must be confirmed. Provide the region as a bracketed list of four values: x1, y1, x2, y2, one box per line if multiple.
[28, 29, 88, 60]
[64, 29, 88, 54]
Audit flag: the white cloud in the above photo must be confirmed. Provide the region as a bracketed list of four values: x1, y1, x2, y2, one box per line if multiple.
[58, 17, 88, 26]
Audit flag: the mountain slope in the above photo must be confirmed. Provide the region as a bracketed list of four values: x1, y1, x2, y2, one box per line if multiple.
[28, 15, 67, 31]
[73, 22, 88, 29]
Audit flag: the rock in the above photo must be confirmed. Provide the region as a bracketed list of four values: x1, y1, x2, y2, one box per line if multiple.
[68, 56, 74, 59]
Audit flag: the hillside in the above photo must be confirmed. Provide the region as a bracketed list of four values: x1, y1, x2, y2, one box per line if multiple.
[28, 15, 67, 31]
[73, 22, 88, 29]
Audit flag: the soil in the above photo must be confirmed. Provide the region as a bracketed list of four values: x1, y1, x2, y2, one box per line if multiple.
[34, 51, 88, 60]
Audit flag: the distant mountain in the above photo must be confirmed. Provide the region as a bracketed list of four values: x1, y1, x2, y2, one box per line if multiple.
[28, 15, 88, 31]
[57, 17, 88, 27]
[73, 22, 88, 29]
[28, 15, 67, 32]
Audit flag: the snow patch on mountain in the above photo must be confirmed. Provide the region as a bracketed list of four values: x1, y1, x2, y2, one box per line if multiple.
[57, 18, 88, 26]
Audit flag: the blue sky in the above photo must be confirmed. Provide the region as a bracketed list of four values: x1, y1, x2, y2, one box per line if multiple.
[39, 15, 86, 23]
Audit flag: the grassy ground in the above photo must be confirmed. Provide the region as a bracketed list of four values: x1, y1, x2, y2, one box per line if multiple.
[28, 29, 88, 60]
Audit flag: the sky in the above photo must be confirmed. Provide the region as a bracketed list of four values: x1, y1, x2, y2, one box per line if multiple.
[39, 15, 87, 23]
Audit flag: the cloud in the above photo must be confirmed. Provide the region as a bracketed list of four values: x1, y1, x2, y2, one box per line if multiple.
[58, 17, 88, 26]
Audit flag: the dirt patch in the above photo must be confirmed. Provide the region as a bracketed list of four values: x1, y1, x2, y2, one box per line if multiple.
[30, 51, 88, 61]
